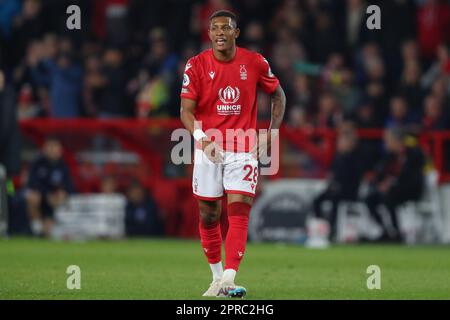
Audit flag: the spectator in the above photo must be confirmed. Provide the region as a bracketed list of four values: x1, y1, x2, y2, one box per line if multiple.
[417, 0, 450, 61]
[25, 137, 74, 237]
[354, 98, 377, 129]
[430, 76, 450, 108]
[385, 95, 415, 129]
[313, 126, 363, 241]
[0, 0, 21, 70]
[292, 74, 314, 114]
[353, 99, 381, 171]
[365, 80, 388, 127]
[45, 50, 83, 117]
[355, 42, 383, 84]
[312, 10, 341, 64]
[97, 47, 129, 117]
[16, 83, 39, 118]
[9, 0, 45, 65]
[92, 0, 130, 46]
[0, 69, 20, 177]
[241, 20, 265, 53]
[398, 60, 424, 119]
[364, 127, 425, 242]
[342, 0, 367, 49]
[314, 92, 342, 129]
[133, 29, 177, 118]
[378, 0, 416, 64]
[135, 70, 170, 118]
[100, 175, 118, 194]
[270, 0, 302, 34]
[82, 54, 104, 117]
[19, 36, 83, 117]
[125, 180, 164, 237]
[331, 68, 361, 117]
[142, 28, 178, 83]
[422, 94, 447, 131]
[13, 39, 48, 116]
[401, 39, 420, 66]
[271, 26, 306, 86]
[0, 0, 21, 40]
[421, 42, 450, 90]
[287, 105, 312, 130]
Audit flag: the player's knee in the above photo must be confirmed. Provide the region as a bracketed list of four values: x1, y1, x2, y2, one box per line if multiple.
[198, 200, 221, 226]
[228, 194, 253, 206]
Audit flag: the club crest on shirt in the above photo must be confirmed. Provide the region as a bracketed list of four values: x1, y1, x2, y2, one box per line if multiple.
[240, 64, 247, 80]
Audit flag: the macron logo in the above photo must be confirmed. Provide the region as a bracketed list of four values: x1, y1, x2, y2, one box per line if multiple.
[204, 248, 208, 253]
[209, 71, 215, 79]
[238, 251, 244, 257]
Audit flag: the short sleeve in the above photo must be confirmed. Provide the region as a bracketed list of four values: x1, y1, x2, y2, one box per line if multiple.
[180, 57, 200, 101]
[257, 54, 279, 94]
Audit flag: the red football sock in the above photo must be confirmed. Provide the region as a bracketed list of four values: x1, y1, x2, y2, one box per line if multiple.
[224, 202, 251, 272]
[199, 220, 222, 264]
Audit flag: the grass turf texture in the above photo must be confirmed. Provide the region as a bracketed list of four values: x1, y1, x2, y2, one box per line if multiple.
[0, 238, 449, 299]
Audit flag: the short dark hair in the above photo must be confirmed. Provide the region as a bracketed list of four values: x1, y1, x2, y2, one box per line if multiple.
[209, 10, 238, 27]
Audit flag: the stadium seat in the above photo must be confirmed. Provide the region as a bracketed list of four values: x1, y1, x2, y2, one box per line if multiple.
[336, 201, 374, 243]
[397, 170, 444, 244]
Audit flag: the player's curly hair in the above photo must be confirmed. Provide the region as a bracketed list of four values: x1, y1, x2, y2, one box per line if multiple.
[209, 10, 238, 27]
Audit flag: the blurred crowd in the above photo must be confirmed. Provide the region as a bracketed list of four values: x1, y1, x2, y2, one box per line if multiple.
[312, 123, 428, 242]
[1, 0, 450, 241]
[0, 0, 448, 127]
[9, 136, 164, 238]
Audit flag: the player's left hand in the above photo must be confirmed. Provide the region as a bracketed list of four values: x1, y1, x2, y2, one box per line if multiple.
[202, 139, 224, 164]
[251, 131, 271, 160]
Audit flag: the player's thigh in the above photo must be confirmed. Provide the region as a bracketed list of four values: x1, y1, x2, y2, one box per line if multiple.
[192, 149, 224, 199]
[223, 152, 258, 199]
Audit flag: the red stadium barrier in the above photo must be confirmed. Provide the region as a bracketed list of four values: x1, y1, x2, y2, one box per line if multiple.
[18, 118, 450, 184]
[17, 119, 450, 237]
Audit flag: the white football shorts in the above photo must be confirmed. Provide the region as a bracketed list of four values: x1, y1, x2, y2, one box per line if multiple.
[192, 148, 259, 200]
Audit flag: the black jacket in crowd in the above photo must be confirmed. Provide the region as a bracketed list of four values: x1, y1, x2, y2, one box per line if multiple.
[373, 146, 425, 201]
[327, 148, 364, 200]
[26, 155, 74, 194]
[125, 197, 164, 237]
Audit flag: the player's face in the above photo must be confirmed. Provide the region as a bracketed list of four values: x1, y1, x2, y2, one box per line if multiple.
[208, 17, 240, 52]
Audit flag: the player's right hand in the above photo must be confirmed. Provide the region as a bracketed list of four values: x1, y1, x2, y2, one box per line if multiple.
[201, 139, 224, 164]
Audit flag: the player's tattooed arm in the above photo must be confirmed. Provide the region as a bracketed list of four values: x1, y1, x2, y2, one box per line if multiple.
[269, 85, 286, 131]
[252, 85, 286, 159]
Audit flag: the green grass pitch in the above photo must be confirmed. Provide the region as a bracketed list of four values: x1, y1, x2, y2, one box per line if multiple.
[0, 238, 449, 299]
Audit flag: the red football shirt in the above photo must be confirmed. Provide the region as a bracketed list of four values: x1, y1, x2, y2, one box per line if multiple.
[180, 46, 280, 152]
